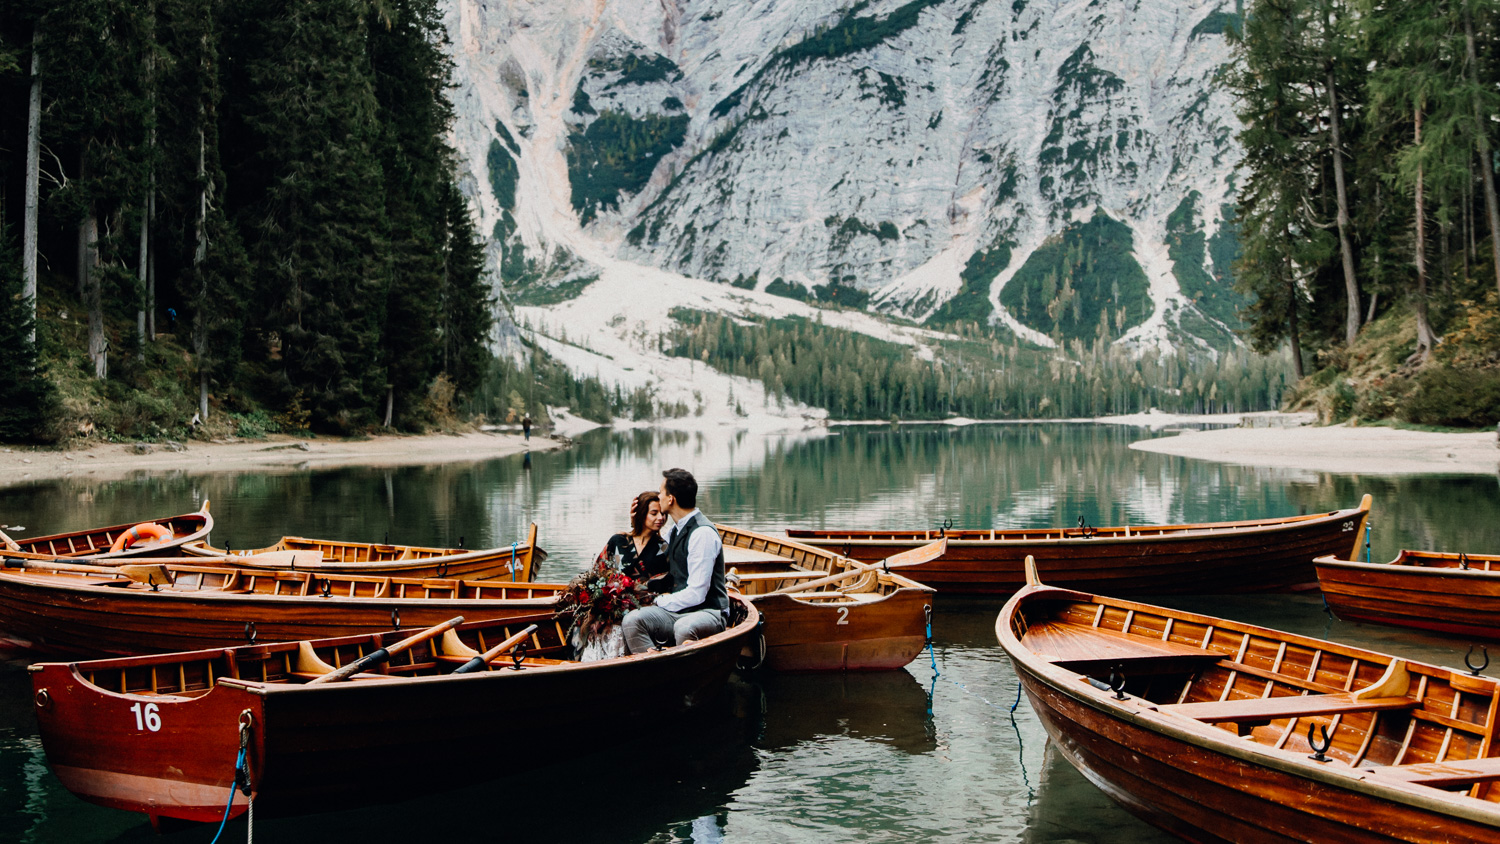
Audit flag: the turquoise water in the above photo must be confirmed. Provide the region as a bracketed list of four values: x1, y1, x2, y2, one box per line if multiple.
[0, 424, 1496, 841]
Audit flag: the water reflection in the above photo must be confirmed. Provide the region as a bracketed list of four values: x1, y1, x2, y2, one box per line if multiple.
[0, 426, 1495, 841]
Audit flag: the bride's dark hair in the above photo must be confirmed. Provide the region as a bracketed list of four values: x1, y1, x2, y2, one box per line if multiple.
[630, 491, 661, 537]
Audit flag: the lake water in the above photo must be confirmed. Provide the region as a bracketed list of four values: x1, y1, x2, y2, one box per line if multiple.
[1, 423, 1497, 842]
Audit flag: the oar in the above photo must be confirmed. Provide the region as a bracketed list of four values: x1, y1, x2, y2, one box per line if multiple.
[765, 562, 879, 596]
[0, 527, 22, 552]
[877, 537, 948, 569]
[450, 624, 537, 674]
[307, 616, 464, 685]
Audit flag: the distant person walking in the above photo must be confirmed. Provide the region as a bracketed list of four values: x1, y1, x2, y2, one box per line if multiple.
[522, 413, 532, 441]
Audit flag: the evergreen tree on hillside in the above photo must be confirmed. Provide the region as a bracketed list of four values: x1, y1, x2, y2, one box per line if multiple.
[1228, 0, 1334, 377]
[231, 0, 391, 433]
[159, 0, 249, 420]
[440, 182, 494, 397]
[36, 0, 155, 380]
[0, 224, 54, 441]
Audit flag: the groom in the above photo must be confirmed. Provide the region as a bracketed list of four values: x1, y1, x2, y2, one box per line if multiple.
[622, 468, 728, 653]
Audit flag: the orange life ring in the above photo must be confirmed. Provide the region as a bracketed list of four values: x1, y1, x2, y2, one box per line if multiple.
[109, 522, 173, 553]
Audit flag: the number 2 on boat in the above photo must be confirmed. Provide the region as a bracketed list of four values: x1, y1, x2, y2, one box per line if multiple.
[836, 607, 849, 626]
[129, 702, 161, 732]
[1341, 521, 1354, 532]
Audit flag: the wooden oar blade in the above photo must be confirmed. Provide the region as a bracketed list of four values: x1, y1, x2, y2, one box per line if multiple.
[765, 563, 873, 596]
[118, 564, 174, 588]
[879, 537, 947, 569]
[452, 624, 538, 674]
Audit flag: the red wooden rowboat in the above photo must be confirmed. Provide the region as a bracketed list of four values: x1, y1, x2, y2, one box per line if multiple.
[719, 525, 939, 672]
[0, 558, 563, 657]
[789, 495, 1372, 595]
[180, 522, 544, 581]
[0, 502, 213, 560]
[1316, 550, 1500, 641]
[999, 557, 1500, 843]
[29, 597, 758, 826]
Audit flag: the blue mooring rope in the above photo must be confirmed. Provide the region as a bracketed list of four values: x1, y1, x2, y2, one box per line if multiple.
[208, 746, 245, 844]
[1365, 521, 1372, 563]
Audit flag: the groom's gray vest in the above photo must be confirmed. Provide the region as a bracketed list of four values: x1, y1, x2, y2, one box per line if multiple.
[665, 512, 728, 615]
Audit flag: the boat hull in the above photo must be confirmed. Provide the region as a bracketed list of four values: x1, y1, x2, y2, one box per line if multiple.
[0, 572, 556, 657]
[790, 500, 1370, 595]
[30, 604, 755, 823]
[1316, 557, 1500, 641]
[1019, 669, 1499, 843]
[751, 586, 930, 672]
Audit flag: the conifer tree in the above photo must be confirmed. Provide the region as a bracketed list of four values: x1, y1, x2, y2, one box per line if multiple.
[0, 224, 54, 441]
[232, 0, 391, 432]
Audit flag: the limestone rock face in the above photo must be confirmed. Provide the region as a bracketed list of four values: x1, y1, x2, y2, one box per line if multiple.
[444, 0, 1243, 352]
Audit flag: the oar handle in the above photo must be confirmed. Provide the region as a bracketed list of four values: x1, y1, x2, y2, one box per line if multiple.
[452, 624, 538, 674]
[308, 616, 464, 685]
[0, 528, 21, 552]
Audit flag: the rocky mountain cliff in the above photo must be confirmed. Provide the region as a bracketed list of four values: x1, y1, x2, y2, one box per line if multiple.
[444, 0, 1246, 358]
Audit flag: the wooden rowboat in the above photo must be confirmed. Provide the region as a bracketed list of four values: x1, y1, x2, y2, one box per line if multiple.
[180, 523, 544, 582]
[0, 557, 565, 657]
[789, 495, 1373, 595]
[1316, 550, 1500, 641]
[998, 556, 1500, 842]
[0, 502, 213, 560]
[720, 525, 939, 672]
[29, 597, 758, 826]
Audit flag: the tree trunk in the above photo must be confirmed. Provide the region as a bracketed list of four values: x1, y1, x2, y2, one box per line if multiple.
[194, 122, 209, 421]
[199, 370, 208, 422]
[1414, 107, 1437, 360]
[1466, 3, 1500, 298]
[137, 196, 149, 359]
[384, 386, 394, 427]
[85, 211, 106, 379]
[1326, 65, 1360, 345]
[23, 25, 41, 343]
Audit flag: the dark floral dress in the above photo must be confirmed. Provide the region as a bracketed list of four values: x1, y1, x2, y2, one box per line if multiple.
[604, 533, 668, 582]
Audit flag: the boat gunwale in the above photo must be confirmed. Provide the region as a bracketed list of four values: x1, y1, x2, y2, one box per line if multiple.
[791, 502, 1370, 547]
[37, 596, 758, 700]
[717, 524, 935, 600]
[1315, 554, 1500, 580]
[996, 582, 1500, 830]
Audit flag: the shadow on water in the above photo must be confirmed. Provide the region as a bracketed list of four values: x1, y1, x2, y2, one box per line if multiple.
[756, 670, 937, 755]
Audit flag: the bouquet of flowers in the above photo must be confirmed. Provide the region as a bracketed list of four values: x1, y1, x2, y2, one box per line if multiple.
[554, 554, 653, 648]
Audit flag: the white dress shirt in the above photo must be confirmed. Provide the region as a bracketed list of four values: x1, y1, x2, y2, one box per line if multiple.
[654, 509, 722, 613]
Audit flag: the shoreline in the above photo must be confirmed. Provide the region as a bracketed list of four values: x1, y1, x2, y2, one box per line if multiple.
[0, 430, 562, 489]
[1129, 423, 1499, 475]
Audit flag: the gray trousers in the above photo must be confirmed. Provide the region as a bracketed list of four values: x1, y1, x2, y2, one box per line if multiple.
[622, 605, 725, 654]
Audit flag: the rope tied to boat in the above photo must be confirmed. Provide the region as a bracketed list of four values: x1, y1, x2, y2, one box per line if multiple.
[923, 604, 937, 676]
[510, 542, 518, 581]
[209, 711, 255, 844]
[1364, 520, 1373, 563]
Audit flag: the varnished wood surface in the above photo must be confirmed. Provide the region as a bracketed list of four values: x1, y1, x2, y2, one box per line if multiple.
[789, 497, 1372, 595]
[29, 597, 758, 824]
[997, 580, 1500, 842]
[1317, 552, 1500, 640]
[0, 505, 214, 561]
[0, 559, 564, 657]
[719, 525, 935, 671]
[180, 523, 543, 582]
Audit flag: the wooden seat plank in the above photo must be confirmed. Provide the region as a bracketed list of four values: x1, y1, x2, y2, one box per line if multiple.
[1164, 693, 1417, 723]
[1366, 756, 1500, 785]
[1026, 621, 1219, 664]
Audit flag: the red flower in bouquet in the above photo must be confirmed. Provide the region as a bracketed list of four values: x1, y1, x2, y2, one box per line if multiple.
[555, 556, 653, 647]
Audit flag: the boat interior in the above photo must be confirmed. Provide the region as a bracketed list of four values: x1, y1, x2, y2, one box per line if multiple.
[1, 560, 565, 602]
[1388, 550, 1500, 572]
[1013, 594, 1500, 802]
[14, 513, 209, 557]
[54, 613, 576, 698]
[719, 527, 928, 603]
